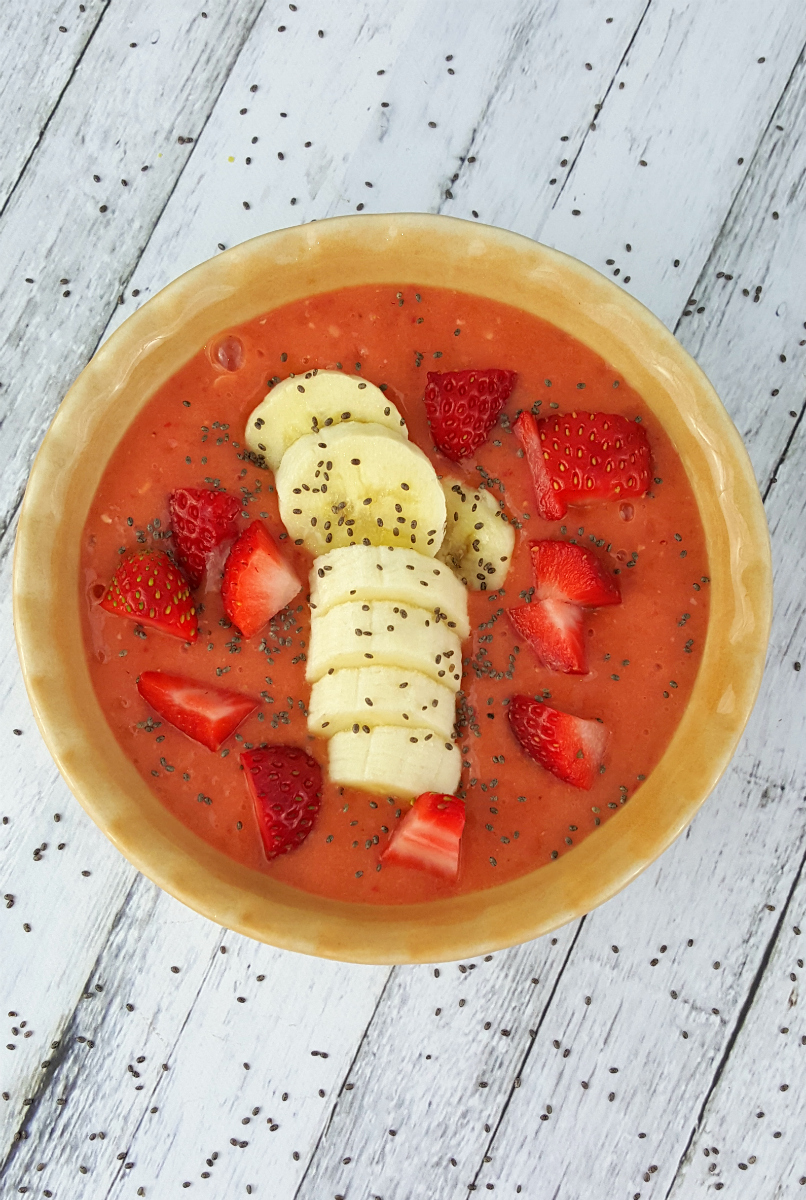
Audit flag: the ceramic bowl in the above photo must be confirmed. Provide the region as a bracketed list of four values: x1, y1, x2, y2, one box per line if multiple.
[13, 215, 772, 963]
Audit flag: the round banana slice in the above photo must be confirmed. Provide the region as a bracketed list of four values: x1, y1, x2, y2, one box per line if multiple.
[277, 423, 447, 557]
[308, 666, 456, 740]
[327, 725, 460, 799]
[306, 600, 462, 690]
[245, 370, 408, 472]
[309, 544, 469, 639]
[437, 477, 515, 590]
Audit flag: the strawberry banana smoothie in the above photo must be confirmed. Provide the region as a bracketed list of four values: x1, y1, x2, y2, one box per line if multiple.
[81, 284, 709, 905]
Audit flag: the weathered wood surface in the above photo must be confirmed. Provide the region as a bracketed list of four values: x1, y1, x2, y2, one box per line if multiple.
[2, 1, 805, 1196]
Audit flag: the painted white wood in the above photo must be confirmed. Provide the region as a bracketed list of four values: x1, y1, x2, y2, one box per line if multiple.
[0, 0, 108, 212]
[1, 0, 806, 1196]
[0, 0, 265, 540]
[533, 0, 806, 333]
[101, 0, 651, 332]
[2, 874, 391, 1198]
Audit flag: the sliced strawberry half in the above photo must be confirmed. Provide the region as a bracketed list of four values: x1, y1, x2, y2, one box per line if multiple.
[100, 549, 198, 642]
[424, 368, 517, 461]
[513, 410, 564, 520]
[381, 791, 466, 880]
[508, 598, 587, 674]
[169, 487, 241, 589]
[531, 540, 621, 607]
[137, 671, 258, 752]
[222, 520, 302, 638]
[241, 746, 322, 860]
[515, 409, 652, 519]
[508, 697, 608, 790]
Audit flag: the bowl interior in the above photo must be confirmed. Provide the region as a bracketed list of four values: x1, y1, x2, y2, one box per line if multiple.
[13, 214, 772, 963]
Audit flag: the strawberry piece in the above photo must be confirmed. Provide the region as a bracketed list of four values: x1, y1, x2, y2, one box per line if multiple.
[241, 746, 322, 859]
[169, 487, 241, 589]
[100, 549, 198, 642]
[513, 410, 564, 520]
[424, 368, 517, 460]
[222, 520, 302, 638]
[508, 598, 588, 674]
[508, 697, 608, 789]
[381, 791, 465, 880]
[531, 540, 621, 607]
[137, 671, 258, 752]
[514, 410, 651, 519]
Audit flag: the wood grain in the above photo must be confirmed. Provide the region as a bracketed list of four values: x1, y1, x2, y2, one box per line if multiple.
[0, 0, 109, 213]
[1, 0, 805, 1195]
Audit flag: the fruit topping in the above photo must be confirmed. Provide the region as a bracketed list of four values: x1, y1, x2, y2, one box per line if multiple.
[508, 598, 588, 675]
[309, 544, 470, 638]
[308, 665, 455, 740]
[327, 726, 460, 799]
[276, 422, 445, 556]
[245, 370, 408, 472]
[241, 745, 322, 859]
[306, 599, 462, 689]
[169, 486, 241, 589]
[530, 539, 621, 607]
[437, 478, 514, 591]
[100, 549, 198, 642]
[508, 696, 608, 789]
[222, 520, 301, 638]
[424, 368, 517, 461]
[514, 410, 651, 519]
[137, 671, 258, 752]
[381, 791, 466, 880]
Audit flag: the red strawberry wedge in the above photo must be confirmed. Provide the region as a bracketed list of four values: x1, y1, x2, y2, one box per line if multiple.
[100, 549, 198, 642]
[508, 598, 588, 674]
[169, 487, 241, 589]
[241, 746, 322, 859]
[531, 540, 621, 608]
[424, 368, 517, 461]
[222, 520, 302, 638]
[514, 410, 651, 519]
[508, 697, 608, 789]
[381, 791, 466, 880]
[137, 671, 258, 752]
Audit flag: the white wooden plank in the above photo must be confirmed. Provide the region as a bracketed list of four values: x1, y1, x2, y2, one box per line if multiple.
[532, 0, 806, 332]
[102, 0, 651, 336]
[0, 0, 265, 540]
[0, 527, 138, 1152]
[675, 59, 806, 494]
[668, 846, 806, 1193]
[294, 930, 580, 1200]
[2, 875, 390, 1197]
[0, 0, 108, 212]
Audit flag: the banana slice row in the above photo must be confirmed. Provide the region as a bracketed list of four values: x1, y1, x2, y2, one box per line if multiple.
[305, 546, 467, 798]
[244, 370, 514, 800]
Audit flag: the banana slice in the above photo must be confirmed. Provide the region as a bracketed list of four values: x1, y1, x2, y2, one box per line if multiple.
[327, 726, 460, 799]
[245, 370, 408, 471]
[277, 423, 447, 557]
[308, 666, 456, 740]
[437, 477, 515, 591]
[309, 545, 470, 640]
[306, 600, 462, 690]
